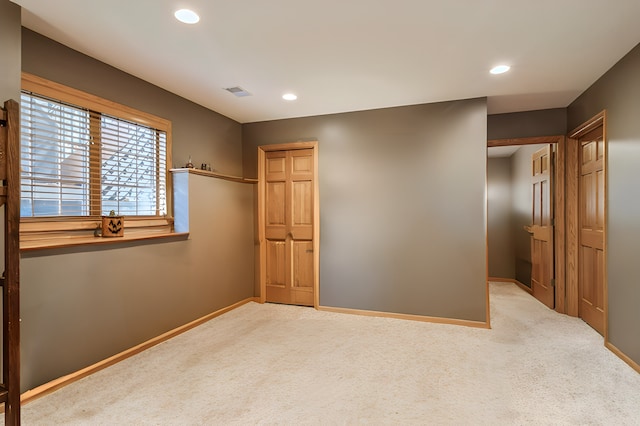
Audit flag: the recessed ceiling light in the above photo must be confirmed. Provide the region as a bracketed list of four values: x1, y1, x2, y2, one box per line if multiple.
[282, 93, 297, 101]
[174, 9, 200, 24]
[490, 65, 511, 75]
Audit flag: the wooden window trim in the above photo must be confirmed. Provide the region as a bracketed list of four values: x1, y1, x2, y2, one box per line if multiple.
[20, 216, 186, 252]
[22, 73, 172, 131]
[20, 73, 176, 250]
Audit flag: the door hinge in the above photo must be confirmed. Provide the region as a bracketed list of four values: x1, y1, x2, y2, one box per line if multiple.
[550, 278, 556, 288]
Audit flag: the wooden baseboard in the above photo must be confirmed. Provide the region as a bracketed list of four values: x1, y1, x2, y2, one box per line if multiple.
[488, 277, 532, 294]
[317, 305, 490, 329]
[605, 341, 640, 374]
[20, 297, 260, 406]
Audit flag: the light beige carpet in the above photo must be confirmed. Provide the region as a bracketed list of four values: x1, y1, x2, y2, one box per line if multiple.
[20, 282, 640, 425]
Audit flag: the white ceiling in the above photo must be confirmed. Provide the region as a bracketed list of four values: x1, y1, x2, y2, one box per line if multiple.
[12, 0, 640, 124]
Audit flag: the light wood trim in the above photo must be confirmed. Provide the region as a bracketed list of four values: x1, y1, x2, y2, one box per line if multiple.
[21, 216, 173, 232]
[569, 110, 605, 139]
[164, 122, 174, 216]
[565, 137, 580, 316]
[312, 144, 320, 308]
[89, 114, 102, 216]
[602, 112, 609, 343]
[488, 135, 564, 148]
[257, 148, 267, 304]
[485, 224, 491, 328]
[21, 72, 170, 130]
[257, 141, 320, 308]
[318, 305, 490, 329]
[604, 342, 640, 374]
[555, 138, 567, 314]
[170, 168, 257, 184]
[257, 141, 318, 152]
[20, 297, 260, 406]
[488, 277, 533, 294]
[21, 231, 189, 252]
[20, 216, 179, 250]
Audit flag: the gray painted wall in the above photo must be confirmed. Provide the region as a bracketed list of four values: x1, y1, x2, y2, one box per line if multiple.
[0, 1, 20, 103]
[21, 174, 255, 391]
[17, 26, 254, 391]
[488, 108, 566, 140]
[243, 99, 488, 322]
[487, 157, 514, 278]
[568, 42, 640, 366]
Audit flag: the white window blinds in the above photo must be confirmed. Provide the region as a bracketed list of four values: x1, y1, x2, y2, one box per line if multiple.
[20, 91, 167, 218]
[100, 115, 167, 216]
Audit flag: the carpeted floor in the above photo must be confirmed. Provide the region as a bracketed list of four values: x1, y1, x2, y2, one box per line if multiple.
[20, 282, 640, 425]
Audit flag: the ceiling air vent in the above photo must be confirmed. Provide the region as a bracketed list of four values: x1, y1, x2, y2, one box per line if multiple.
[224, 86, 252, 97]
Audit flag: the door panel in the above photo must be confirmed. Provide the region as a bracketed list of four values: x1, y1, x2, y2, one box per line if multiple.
[290, 149, 313, 178]
[530, 145, 555, 309]
[266, 240, 286, 288]
[266, 182, 286, 226]
[290, 149, 314, 241]
[266, 181, 286, 240]
[579, 128, 605, 335]
[293, 241, 314, 289]
[292, 153, 312, 175]
[292, 181, 313, 226]
[266, 152, 286, 180]
[262, 147, 316, 306]
[265, 151, 288, 241]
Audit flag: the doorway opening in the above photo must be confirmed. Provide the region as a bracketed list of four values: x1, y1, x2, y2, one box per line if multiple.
[487, 136, 564, 310]
[487, 111, 608, 337]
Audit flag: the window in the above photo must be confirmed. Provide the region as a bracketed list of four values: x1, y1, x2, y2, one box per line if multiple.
[21, 82, 168, 217]
[20, 73, 174, 249]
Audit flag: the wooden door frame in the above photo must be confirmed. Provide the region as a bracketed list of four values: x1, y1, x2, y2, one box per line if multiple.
[257, 141, 320, 308]
[488, 135, 567, 314]
[567, 111, 607, 336]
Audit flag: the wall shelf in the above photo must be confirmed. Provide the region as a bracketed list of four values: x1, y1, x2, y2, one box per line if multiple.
[170, 168, 257, 184]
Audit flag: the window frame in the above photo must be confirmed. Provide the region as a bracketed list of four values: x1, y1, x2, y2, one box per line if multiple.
[20, 72, 175, 249]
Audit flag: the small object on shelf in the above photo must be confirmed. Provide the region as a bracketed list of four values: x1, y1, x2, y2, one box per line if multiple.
[185, 155, 194, 168]
[101, 210, 124, 237]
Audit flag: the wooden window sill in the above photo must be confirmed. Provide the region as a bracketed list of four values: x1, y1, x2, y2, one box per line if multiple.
[20, 216, 187, 252]
[20, 230, 189, 252]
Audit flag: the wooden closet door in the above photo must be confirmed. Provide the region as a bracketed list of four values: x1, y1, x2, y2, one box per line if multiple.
[263, 148, 315, 306]
[530, 145, 555, 309]
[579, 127, 605, 334]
